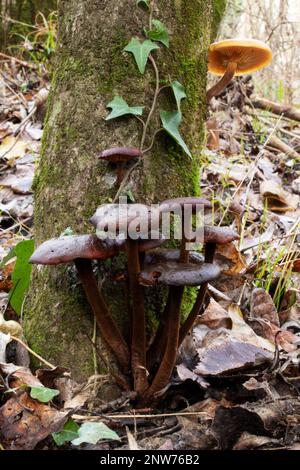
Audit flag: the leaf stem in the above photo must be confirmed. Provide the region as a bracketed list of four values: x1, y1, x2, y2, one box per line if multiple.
[134, 115, 146, 129]
[140, 54, 160, 153]
[143, 128, 163, 154]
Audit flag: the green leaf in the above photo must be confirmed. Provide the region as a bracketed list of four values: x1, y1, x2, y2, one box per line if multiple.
[136, 0, 149, 7]
[146, 20, 169, 47]
[52, 419, 79, 446]
[9, 240, 34, 315]
[171, 81, 186, 113]
[71, 422, 120, 446]
[124, 38, 159, 74]
[106, 96, 144, 121]
[30, 386, 60, 403]
[160, 110, 191, 158]
[0, 247, 16, 268]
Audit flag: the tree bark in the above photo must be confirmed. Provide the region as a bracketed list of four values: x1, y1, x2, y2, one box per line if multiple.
[25, 0, 225, 386]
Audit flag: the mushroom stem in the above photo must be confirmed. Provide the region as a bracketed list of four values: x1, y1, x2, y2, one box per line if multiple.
[206, 61, 237, 102]
[143, 287, 183, 403]
[147, 291, 172, 372]
[116, 163, 126, 186]
[126, 238, 148, 395]
[143, 212, 192, 400]
[178, 242, 217, 346]
[180, 213, 191, 263]
[74, 258, 130, 373]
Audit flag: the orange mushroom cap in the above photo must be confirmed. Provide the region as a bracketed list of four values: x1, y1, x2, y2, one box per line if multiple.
[208, 38, 272, 77]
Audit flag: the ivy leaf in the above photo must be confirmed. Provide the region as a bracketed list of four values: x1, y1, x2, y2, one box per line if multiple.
[171, 81, 186, 114]
[71, 422, 120, 445]
[30, 386, 60, 403]
[9, 239, 34, 315]
[105, 96, 144, 121]
[124, 38, 159, 74]
[52, 419, 79, 446]
[146, 20, 169, 48]
[136, 0, 149, 7]
[160, 110, 191, 158]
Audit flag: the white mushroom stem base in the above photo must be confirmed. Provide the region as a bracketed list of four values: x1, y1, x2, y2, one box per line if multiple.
[206, 61, 237, 102]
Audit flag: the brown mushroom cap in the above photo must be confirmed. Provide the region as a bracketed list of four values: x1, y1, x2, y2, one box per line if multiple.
[29, 234, 120, 265]
[116, 232, 167, 252]
[144, 248, 204, 265]
[208, 39, 272, 76]
[138, 261, 220, 287]
[99, 147, 142, 163]
[90, 203, 160, 239]
[204, 226, 240, 244]
[160, 197, 212, 214]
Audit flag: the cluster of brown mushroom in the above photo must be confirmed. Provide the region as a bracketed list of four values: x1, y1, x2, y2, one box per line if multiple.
[30, 193, 239, 404]
[207, 38, 272, 101]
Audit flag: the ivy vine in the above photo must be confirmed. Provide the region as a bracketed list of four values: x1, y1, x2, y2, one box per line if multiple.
[105, 0, 191, 160]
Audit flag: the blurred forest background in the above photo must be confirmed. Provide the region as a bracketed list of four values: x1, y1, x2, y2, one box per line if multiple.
[1, 1, 299, 104]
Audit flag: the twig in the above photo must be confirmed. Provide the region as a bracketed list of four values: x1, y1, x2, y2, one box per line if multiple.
[72, 410, 211, 421]
[0, 52, 37, 70]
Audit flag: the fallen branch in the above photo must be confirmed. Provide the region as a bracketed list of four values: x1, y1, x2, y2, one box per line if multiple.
[251, 96, 300, 122]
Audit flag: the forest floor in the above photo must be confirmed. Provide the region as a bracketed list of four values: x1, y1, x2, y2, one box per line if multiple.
[1, 56, 300, 450]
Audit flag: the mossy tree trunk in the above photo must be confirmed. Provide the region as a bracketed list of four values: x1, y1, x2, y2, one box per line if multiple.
[25, 0, 225, 387]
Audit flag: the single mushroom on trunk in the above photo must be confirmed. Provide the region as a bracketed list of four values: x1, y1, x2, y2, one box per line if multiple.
[98, 147, 142, 186]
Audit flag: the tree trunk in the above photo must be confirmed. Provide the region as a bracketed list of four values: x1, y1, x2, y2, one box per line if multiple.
[25, 0, 225, 387]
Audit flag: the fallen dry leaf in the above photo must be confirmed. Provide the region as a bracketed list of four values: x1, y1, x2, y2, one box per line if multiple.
[0, 136, 30, 163]
[195, 330, 272, 376]
[0, 362, 42, 387]
[0, 391, 68, 449]
[250, 288, 280, 326]
[198, 298, 232, 330]
[260, 180, 299, 212]
[215, 242, 246, 275]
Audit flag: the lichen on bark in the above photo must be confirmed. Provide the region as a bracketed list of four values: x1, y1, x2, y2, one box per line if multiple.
[25, 0, 224, 384]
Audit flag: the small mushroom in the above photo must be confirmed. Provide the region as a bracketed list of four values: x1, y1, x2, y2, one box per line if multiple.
[207, 38, 272, 101]
[146, 198, 212, 385]
[98, 147, 142, 185]
[143, 260, 220, 402]
[30, 234, 130, 373]
[179, 225, 239, 345]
